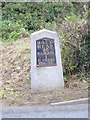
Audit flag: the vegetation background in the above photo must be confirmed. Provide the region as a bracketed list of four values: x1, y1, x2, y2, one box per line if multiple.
[0, 2, 90, 105]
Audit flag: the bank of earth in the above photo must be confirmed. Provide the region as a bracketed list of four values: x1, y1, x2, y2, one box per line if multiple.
[1, 38, 88, 106]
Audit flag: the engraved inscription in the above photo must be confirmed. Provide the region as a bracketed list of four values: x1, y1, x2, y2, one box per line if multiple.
[36, 37, 57, 67]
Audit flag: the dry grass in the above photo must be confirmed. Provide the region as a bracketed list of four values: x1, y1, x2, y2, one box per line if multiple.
[0, 38, 88, 106]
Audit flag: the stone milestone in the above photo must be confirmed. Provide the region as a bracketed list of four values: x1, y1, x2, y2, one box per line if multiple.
[31, 29, 64, 91]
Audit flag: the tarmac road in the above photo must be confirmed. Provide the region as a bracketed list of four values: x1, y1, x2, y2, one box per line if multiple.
[1, 99, 88, 118]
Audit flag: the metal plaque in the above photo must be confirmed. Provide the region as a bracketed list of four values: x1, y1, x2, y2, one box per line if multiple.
[36, 37, 57, 67]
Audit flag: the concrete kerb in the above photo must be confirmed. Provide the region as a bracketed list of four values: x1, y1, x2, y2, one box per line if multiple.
[51, 98, 88, 106]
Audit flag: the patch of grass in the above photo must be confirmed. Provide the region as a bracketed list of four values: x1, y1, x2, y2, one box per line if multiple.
[0, 88, 6, 100]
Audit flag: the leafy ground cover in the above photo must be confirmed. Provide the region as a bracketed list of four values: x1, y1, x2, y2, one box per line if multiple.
[1, 38, 88, 106]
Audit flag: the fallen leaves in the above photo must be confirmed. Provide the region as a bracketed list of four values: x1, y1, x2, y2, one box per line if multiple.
[0, 37, 88, 106]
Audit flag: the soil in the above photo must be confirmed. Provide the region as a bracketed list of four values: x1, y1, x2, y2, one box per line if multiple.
[0, 38, 89, 106]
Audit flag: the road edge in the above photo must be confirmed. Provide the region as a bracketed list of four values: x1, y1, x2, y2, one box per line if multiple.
[51, 98, 88, 106]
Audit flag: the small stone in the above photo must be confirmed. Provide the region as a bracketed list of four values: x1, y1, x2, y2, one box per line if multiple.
[17, 66, 21, 70]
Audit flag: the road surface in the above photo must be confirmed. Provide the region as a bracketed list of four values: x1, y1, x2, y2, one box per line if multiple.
[2, 101, 88, 118]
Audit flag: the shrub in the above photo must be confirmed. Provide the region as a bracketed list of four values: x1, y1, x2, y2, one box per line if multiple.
[56, 18, 88, 76]
[0, 20, 24, 43]
[79, 33, 90, 73]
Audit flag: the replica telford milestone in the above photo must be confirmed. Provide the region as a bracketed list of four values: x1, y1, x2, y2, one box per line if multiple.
[31, 29, 64, 91]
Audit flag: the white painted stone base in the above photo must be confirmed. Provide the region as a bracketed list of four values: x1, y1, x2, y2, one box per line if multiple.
[31, 29, 64, 91]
